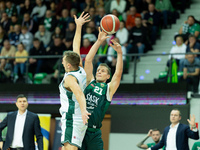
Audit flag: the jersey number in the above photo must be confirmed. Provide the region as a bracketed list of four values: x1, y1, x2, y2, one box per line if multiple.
[94, 86, 103, 95]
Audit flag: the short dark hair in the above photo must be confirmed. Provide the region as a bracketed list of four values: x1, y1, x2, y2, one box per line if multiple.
[152, 128, 160, 133]
[99, 63, 111, 75]
[171, 108, 181, 116]
[33, 38, 40, 42]
[189, 34, 196, 39]
[17, 94, 27, 101]
[63, 51, 80, 69]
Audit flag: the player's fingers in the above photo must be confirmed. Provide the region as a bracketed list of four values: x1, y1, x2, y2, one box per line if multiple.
[73, 15, 77, 19]
[85, 19, 91, 23]
[83, 13, 89, 19]
[84, 14, 90, 20]
[80, 11, 84, 17]
[98, 27, 101, 33]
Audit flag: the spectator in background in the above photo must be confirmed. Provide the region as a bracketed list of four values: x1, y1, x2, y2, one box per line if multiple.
[94, 7, 106, 26]
[143, 3, 161, 45]
[80, 38, 92, 56]
[141, 0, 152, 17]
[19, 0, 33, 17]
[64, 39, 73, 51]
[0, 12, 11, 32]
[45, 37, 66, 73]
[94, 0, 104, 10]
[51, 26, 65, 41]
[168, 36, 186, 69]
[9, 24, 21, 47]
[137, 129, 164, 149]
[155, 0, 174, 29]
[112, 9, 123, 21]
[64, 21, 76, 43]
[126, 6, 141, 30]
[29, 38, 46, 75]
[35, 24, 51, 48]
[22, 13, 35, 34]
[5, 0, 18, 17]
[88, 7, 96, 21]
[49, 1, 56, 17]
[0, 1, 6, 19]
[179, 15, 200, 42]
[186, 35, 200, 54]
[69, 8, 77, 22]
[128, 17, 147, 59]
[55, 0, 72, 18]
[19, 26, 33, 52]
[110, 0, 126, 14]
[42, 10, 57, 33]
[107, 37, 126, 76]
[183, 53, 200, 93]
[83, 26, 97, 43]
[31, 0, 47, 23]
[58, 9, 73, 32]
[178, 35, 200, 72]
[0, 25, 8, 51]
[9, 14, 21, 33]
[13, 43, 28, 83]
[87, 21, 98, 37]
[116, 21, 129, 46]
[0, 40, 16, 70]
[80, 0, 94, 12]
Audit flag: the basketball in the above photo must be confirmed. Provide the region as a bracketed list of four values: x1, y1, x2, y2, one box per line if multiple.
[100, 14, 120, 35]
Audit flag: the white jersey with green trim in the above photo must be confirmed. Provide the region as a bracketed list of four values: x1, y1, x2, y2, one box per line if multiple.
[59, 67, 86, 116]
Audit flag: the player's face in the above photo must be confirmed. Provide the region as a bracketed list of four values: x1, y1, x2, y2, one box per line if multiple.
[170, 110, 181, 124]
[96, 66, 110, 83]
[16, 97, 28, 112]
[151, 131, 161, 143]
[62, 56, 68, 72]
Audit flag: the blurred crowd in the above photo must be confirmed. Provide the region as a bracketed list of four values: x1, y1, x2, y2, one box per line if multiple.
[0, 0, 190, 84]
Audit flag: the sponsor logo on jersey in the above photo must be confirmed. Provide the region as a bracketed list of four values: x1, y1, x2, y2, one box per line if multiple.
[86, 93, 99, 107]
[100, 83, 104, 87]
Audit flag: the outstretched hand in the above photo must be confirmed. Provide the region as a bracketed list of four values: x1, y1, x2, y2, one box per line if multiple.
[74, 12, 90, 26]
[109, 39, 122, 54]
[97, 27, 109, 42]
[187, 114, 196, 127]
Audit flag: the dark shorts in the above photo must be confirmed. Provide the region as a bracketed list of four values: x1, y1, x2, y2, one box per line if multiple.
[80, 129, 103, 150]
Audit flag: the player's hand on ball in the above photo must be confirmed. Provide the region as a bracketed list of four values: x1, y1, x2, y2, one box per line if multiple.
[74, 11, 90, 26]
[110, 39, 122, 54]
[82, 110, 91, 125]
[97, 27, 109, 42]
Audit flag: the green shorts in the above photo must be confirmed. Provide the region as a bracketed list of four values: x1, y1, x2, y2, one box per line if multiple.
[80, 128, 103, 150]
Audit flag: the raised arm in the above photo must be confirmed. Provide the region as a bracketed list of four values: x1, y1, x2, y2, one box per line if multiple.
[84, 28, 109, 85]
[108, 39, 123, 100]
[64, 75, 91, 125]
[73, 12, 90, 67]
[137, 130, 153, 149]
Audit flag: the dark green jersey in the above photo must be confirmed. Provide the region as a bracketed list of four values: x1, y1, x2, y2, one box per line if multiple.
[84, 80, 111, 129]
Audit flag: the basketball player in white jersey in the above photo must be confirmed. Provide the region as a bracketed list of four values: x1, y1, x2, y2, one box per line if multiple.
[59, 12, 91, 150]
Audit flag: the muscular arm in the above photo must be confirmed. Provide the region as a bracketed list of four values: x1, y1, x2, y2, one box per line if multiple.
[73, 12, 90, 67]
[64, 75, 90, 124]
[84, 40, 101, 85]
[109, 40, 123, 100]
[137, 135, 149, 149]
[84, 28, 108, 85]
